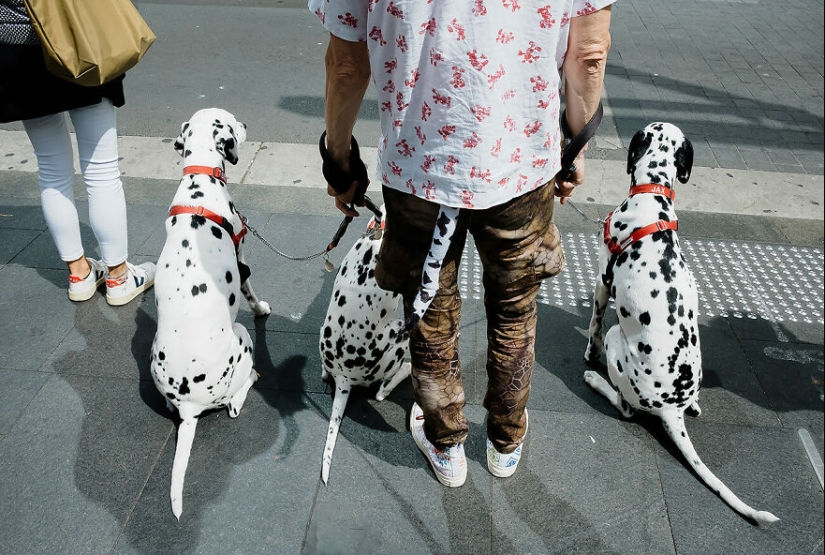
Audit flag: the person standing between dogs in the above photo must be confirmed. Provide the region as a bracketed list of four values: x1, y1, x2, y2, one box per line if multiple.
[311, 1, 613, 486]
[0, 0, 155, 306]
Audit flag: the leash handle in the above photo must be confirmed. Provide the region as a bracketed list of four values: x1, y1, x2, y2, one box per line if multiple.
[319, 132, 369, 197]
[558, 101, 604, 181]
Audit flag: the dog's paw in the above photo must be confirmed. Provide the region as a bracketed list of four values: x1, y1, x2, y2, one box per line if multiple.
[583, 370, 599, 386]
[252, 301, 271, 317]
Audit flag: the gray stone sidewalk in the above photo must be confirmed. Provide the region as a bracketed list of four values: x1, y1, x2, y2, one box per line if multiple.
[0, 171, 822, 554]
[603, 0, 824, 175]
[0, 0, 822, 553]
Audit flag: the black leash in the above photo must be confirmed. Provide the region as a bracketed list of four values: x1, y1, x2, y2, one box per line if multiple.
[558, 101, 604, 182]
[558, 101, 607, 225]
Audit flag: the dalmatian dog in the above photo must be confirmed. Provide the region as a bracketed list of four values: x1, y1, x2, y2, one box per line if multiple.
[319, 206, 410, 484]
[150, 108, 271, 519]
[583, 122, 778, 525]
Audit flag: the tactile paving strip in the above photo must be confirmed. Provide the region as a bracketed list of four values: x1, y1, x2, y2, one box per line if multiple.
[459, 233, 825, 325]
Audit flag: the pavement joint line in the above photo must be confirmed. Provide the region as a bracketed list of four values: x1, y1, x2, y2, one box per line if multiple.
[798, 428, 825, 491]
[0, 129, 822, 221]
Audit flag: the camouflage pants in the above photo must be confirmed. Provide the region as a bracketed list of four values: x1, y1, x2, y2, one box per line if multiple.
[375, 182, 565, 453]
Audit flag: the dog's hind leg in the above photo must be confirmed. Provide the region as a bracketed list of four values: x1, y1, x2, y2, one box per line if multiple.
[322, 374, 352, 484]
[376, 361, 411, 401]
[227, 323, 258, 418]
[227, 371, 257, 418]
[170, 411, 199, 519]
[584, 272, 611, 364]
[584, 369, 635, 418]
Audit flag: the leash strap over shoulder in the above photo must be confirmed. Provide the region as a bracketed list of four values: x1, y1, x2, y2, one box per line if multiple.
[559, 101, 604, 180]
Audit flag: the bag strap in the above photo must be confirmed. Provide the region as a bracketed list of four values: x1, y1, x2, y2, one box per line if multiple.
[558, 101, 604, 180]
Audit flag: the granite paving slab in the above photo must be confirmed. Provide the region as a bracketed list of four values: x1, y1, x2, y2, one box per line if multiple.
[655, 421, 824, 555]
[0, 265, 92, 372]
[114, 391, 320, 555]
[0, 373, 172, 555]
[307, 402, 494, 555]
[491, 411, 675, 555]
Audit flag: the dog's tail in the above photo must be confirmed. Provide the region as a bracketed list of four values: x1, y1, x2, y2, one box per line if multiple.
[321, 374, 352, 485]
[170, 416, 198, 520]
[403, 204, 460, 334]
[660, 411, 779, 525]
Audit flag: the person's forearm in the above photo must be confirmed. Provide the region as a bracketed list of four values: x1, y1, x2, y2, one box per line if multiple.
[563, 6, 612, 140]
[324, 34, 371, 171]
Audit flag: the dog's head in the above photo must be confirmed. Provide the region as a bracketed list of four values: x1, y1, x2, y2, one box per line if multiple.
[173, 108, 247, 165]
[627, 122, 693, 185]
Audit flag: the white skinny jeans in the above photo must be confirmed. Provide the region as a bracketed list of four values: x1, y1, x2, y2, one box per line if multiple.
[23, 99, 128, 267]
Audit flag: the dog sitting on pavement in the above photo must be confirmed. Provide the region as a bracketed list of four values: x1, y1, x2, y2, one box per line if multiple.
[150, 108, 271, 519]
[583, 122, 779, 525]
[319, 205, 410, 484]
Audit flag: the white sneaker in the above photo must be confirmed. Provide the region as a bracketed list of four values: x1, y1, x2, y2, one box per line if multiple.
[106, 262, 156, 306]
[487, 409, 528, 478]
[410, 403, 467, 487]
[67, 257, 106, 301]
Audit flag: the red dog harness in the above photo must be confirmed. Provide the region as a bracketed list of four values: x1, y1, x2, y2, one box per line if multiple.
[169, 166, 247, 246]
[602, 184, 678, 287]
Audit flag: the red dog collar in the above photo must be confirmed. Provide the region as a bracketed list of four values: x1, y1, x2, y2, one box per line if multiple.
[183, 165, 226, 183]
[628, 183, 675, 201]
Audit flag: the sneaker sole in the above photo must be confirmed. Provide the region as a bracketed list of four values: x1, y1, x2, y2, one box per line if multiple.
[106, 278, 155, 307]
[409, 408, 467, 488]
[68, 276, 106, 302]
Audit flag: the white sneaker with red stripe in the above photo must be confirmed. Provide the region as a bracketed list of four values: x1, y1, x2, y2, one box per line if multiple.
[410, 402, 467, 487]
[106, 262, 156, 306]
[67, 257, 106, 302]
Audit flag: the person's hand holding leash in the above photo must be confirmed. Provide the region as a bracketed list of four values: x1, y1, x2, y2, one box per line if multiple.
[555, 148, 587, 205]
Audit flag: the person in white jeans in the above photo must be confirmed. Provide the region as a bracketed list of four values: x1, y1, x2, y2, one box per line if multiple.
[22, 99, 155, 305]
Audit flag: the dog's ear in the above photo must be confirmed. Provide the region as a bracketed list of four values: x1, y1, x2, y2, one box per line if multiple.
[213, 120, 246, 165]
[627, 130, 652, 174]
[675, 137, 694, 184]
[173, 122, 189, 157]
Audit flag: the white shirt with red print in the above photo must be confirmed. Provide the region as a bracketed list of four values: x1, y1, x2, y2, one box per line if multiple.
[310, 0, 614, 210]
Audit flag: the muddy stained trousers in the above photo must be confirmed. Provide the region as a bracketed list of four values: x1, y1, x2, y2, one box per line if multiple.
[375, 182, 565, 454]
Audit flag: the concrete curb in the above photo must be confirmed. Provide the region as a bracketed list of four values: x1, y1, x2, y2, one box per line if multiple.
[1, 129, 822, 221]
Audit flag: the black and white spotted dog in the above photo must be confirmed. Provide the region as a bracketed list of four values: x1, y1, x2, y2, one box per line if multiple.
[319, 207, 410, 484]
[583, 122, 778, 525]
[150, 108, 271, 519]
